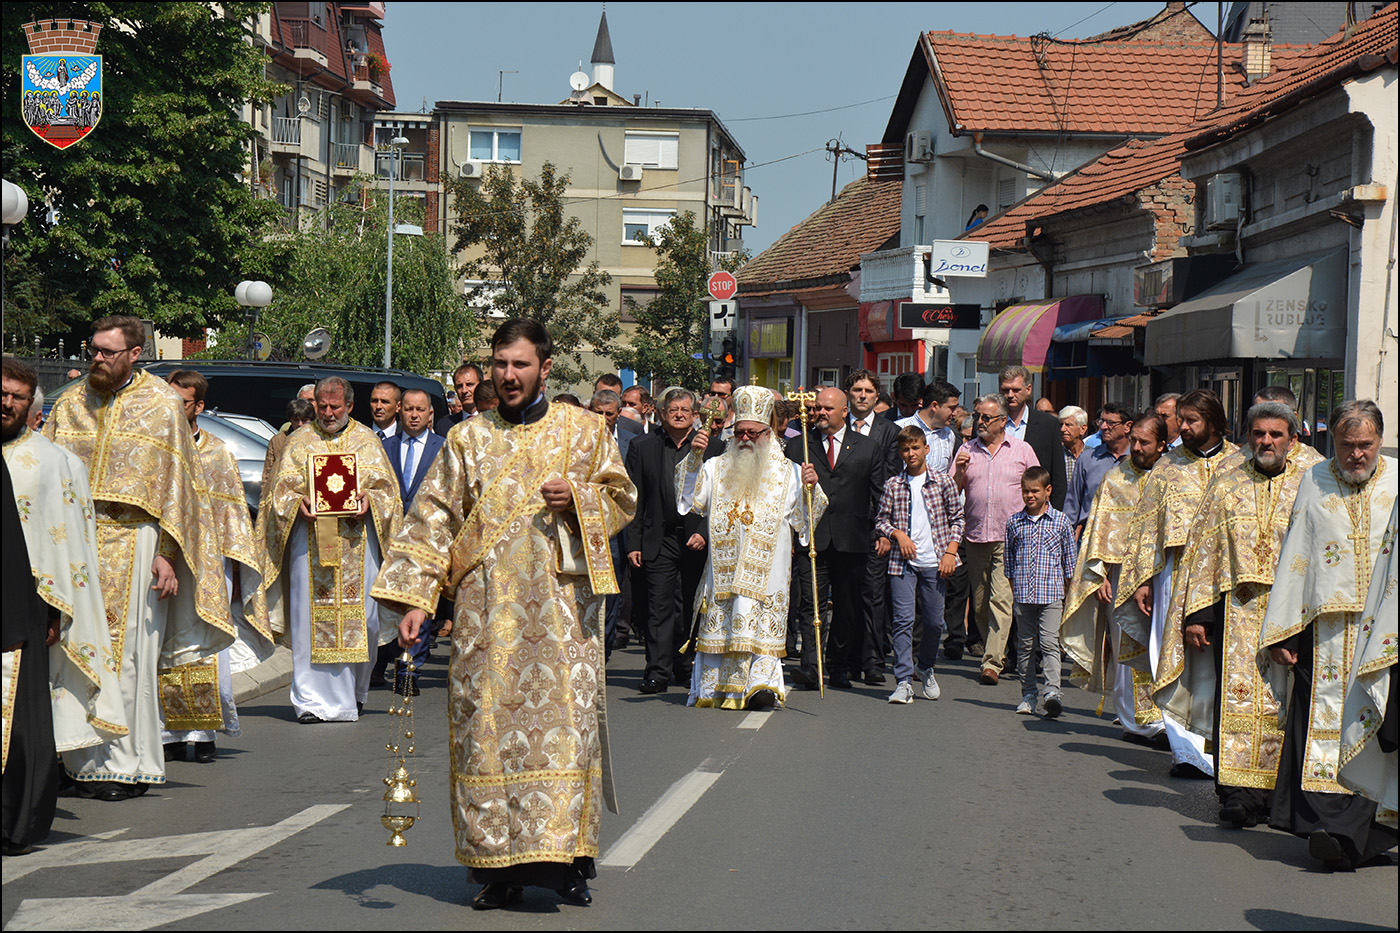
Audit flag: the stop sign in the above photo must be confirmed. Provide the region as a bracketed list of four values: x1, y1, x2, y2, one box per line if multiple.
[707, 271, 737, 301]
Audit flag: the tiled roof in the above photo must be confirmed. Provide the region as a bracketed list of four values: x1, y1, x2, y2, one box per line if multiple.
[925, 31, 1305, 135]
[737, 175, 900, 293]
[1093, 311, 1160, 339]
[963, 3, 1398, 251]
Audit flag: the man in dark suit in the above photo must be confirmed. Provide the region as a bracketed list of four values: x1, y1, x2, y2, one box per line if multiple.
[595, 374, 642, 442]
[379, 388, 446, 693]
[999, 365, 1066, 510]
[788, 386, 889, 689]
[846, 369, 901, 681]
[591, 389, 635, 658]
[624, 388, 708, 693]
[434, 362, 482, 437]
[883, 372, 923, 423]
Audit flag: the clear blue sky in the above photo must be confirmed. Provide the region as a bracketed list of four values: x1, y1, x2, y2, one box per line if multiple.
[382, 1, 1190, 254]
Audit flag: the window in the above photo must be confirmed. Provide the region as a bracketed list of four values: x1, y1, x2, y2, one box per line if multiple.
[624, 131, 679, 169]
[815, 367, 840, 387]
[622, 208, 674, 244]
[468, 127, 521, 163]
[914, 182, 927, 243]
[998, 176, 1016, 211]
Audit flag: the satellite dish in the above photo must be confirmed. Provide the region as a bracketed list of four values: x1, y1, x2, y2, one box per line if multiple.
[570, 71, 589, 91]
[303, 327, 332, 360]
[297, 95, 311, 114]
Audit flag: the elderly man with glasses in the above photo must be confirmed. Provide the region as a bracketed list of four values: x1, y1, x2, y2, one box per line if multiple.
[1063, 403, 1136, 534]
[948, 394, 1042, 685]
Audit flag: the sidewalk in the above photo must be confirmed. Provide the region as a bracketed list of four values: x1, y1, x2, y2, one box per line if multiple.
[232, 646, 293, 704]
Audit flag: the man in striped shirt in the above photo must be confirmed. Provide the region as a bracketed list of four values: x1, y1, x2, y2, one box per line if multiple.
[949, 394, 1041, 685]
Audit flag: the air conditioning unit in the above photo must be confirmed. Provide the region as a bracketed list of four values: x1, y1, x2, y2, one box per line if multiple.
[1204, 172, 1243, 229]
[342, 101, 356, 121]
[459, 160, 484, 179]
[905, 130, 933, 162]
[619, 164, 644, 182]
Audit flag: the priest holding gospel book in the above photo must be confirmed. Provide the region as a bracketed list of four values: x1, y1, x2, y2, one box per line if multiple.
[257, 376, 401, 724]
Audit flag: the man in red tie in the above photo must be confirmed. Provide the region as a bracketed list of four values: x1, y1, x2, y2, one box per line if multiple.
[786, 387, 892, 689]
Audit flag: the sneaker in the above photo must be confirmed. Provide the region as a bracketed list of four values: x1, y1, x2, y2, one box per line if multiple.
[920, 667, 941, 700]
[1015, 695, 1036, 715]
[1044, 694, 1063, 719]
[887, 681, 915, 704]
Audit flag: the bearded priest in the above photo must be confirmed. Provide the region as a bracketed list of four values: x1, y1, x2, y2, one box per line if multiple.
[259, 376, 400, 724]
[677, 385, 827, 710]
[1260, 399, 1398, 871]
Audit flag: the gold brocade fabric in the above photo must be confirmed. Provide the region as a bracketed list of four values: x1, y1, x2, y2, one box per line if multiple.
[44, 370, 232, 643]
[258, 421, 400, 664]
[1156, 451, 1309, 789]
[370, 403, 635, 868]
[159, 430, 274, 731]
[1259, 456, 1397, 794]
[1060, 460, 1158, 722]
[1114, 442, 1238, 662]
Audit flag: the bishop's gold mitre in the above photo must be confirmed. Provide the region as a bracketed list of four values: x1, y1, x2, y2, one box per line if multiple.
[732, 385, 775, 427]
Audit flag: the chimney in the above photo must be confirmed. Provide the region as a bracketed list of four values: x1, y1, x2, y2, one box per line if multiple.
[1242, 17, 1272, 83]
[590, 11, 615, 93]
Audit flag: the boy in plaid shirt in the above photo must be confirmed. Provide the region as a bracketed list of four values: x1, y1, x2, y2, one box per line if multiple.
[874, 426, 963, 704]
[1003, 466, 1076, 718]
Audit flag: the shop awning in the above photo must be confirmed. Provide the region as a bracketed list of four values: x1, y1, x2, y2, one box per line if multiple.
[976, 294, 1104, 373]
[1144, 251, 1346, 366]
[1052, 317, 1132, 343]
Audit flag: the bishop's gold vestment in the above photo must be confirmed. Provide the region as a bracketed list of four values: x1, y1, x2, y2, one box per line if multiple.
[371, 402, 635, 869]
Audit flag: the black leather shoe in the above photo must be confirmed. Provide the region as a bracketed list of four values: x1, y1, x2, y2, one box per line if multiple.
[1169, 762, 1212, 780]
[192, 741, 217, 763]
[394, 677, 421, 697]
[556, 879, 593, 906]
[1308, 830, 1354, 871]
[1219, 803, 1258, 828]
[747, 689, 777, 710]
[790, 665, 817, 687]
[638, 677, 667, 694]
[943, 645, 964, 661]
[863, 669, 886, 686]
[297, 712, 324, 724]
[471, 883, 523, 910]
[164, 742, 187, 762]
[92, 782, 133, 802]
[829, 671, 853, 689]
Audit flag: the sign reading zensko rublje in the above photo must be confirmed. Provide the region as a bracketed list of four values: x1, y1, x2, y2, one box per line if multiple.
[20, 17, 104, 150]
[928, 240, 989, 278]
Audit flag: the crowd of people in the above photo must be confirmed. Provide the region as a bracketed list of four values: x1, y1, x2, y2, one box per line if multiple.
[2, 316, 1394, 911]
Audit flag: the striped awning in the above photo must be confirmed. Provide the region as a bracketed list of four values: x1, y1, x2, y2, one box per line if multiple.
[976, 294, 1104, 373]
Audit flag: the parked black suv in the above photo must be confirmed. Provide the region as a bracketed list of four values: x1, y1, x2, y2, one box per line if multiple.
[137, 361, 449, 429]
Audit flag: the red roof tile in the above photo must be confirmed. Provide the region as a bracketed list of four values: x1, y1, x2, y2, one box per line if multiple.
[737, 176, 901, 293]
[963, 4, 1398, 250]
[925, 31, 1306, 136]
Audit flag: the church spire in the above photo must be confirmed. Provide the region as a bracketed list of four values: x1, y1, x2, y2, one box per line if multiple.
[590, 10, 615, 91]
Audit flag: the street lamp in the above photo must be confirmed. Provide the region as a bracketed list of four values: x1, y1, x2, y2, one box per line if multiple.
[235, 279, 272, 361]
[2, 179, 30, 344]
[383, 135, 409, 369]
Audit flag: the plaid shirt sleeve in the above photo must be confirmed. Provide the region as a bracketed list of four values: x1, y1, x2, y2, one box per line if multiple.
[1057, 511, 1078, 582]
[876, 475, 910, 575]
[1003, 514, 1019, 579]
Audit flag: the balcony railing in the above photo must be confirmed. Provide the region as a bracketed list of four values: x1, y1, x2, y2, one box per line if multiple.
[280, 17, 336, 61]
[272, 116, 301, 147]
[333, 142, 362, 171]
[859, 245, 949, 303]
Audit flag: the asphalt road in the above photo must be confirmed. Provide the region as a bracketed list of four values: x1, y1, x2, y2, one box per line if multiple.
[3, 641, 1396, 931]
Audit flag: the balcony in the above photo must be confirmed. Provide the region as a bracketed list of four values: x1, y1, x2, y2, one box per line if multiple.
[271, 116, 302, 153]
[280, 18, 333, 68]
[859, 245, 950, 303]
[332, 141, 370, 176]
[350, 59, 385, 99]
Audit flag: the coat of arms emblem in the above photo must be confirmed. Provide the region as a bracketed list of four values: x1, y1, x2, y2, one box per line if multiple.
[20, 18, 103, 150]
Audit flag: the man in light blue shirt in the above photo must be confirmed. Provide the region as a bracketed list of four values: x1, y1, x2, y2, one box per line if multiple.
[1063, 402, 1135, 529]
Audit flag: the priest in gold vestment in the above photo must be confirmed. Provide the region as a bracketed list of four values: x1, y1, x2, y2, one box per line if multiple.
[260, 376, 400, 724]
[1060, 415, 1167, 747]
[1261, 400, 1398, 870]
[160, 371, 275, 761]
[1157, 402, 1312, 828]
[44, 316, 233, 800]
[676, 385, 826, 710]
[373, 320, 635, 911]
[1115, 389, 1236, 779]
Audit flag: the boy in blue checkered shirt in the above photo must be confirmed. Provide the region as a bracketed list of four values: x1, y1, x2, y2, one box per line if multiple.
[1003, 465, 1077, 718]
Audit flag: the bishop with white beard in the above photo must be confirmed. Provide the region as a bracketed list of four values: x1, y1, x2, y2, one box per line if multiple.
[677, 386, 826, 710]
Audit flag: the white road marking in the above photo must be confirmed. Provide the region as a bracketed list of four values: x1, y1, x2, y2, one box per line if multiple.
[5, 804, 349, 931]
[736, 710, 773, 730]
[598, 769, 722, 869]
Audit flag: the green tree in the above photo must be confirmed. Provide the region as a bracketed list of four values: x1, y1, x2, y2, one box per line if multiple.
[199, 187, 475, 375]
[447, 162, 615, 385]
[1, 2, 283, 347]
[613, 210, 748, 389]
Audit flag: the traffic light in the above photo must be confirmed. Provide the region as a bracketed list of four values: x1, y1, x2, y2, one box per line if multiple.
[719, 335, 740, 379]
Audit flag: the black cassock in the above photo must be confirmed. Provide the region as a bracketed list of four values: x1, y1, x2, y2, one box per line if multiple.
[2, 457, 61, 851]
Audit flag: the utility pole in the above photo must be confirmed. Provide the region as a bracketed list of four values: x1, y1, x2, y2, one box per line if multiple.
[825, 138, 866, 202]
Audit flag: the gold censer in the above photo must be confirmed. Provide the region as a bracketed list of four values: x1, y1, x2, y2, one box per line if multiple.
[382, 651, 420, 846]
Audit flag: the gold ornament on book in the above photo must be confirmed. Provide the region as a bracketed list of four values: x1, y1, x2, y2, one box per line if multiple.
[382, 651, 420, 846]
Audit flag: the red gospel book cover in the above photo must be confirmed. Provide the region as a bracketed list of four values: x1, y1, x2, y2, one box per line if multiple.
[308, 452, 360, 517]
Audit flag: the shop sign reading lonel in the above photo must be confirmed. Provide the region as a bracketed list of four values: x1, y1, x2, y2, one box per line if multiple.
[20, 17, 104, 150]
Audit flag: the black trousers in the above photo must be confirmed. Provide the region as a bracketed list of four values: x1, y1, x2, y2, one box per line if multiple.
[943, 542, 972, 650]
[862, 545, 891, 673]
[795, 545, 865, 675]
[643, 532, 704, 684]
